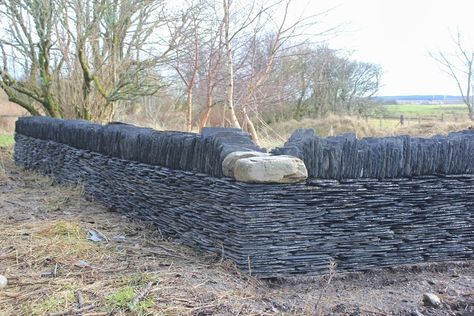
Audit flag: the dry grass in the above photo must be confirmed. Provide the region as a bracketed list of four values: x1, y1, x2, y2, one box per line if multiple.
[0, 89, 27, 134]
[259, 115, 474, 149]
[267, 115, 378, 139]
[1, 138, 473, 316]
[394, 120, 474, 137]
[259, 115, 379, 149]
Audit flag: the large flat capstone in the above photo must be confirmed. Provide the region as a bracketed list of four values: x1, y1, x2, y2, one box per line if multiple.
[222, 151, 270, 178]
[232, 155, 308, 183]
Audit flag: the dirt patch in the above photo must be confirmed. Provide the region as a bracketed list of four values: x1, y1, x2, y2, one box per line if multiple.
[0, 147, 472, 315]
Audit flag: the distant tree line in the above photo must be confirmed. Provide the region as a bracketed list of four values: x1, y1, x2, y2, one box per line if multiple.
[0, 0, 382, 142]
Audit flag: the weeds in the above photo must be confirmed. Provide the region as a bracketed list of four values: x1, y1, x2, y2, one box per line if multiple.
[0, 147, 12, 178]
[314, 259, 337, 315]
[42, 195, 73, 212]
[106, 286, 135, 309]
[0, 134, 14, 148]
[32, 293, 70, 314]
[38, 220, 83, 238]
[106, 285, 154, 315]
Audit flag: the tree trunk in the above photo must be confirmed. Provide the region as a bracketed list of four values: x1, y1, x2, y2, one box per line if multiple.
[242, 106, 259, 145]
[186, 86, 193, 132]
[223, 0, 241, 128]
[199, 94, 213, 132]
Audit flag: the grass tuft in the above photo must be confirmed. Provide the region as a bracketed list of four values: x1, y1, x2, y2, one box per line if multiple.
[38, 220, 84, 238]
[106, 286, 154, 314]
[0, 134, 14, 147]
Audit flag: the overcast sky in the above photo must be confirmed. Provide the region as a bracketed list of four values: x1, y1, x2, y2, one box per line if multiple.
[290, 0, 474, 96]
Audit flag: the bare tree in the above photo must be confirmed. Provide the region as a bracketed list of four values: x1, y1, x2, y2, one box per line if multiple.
[221, 0, 285, 130]
[223, 0, 241, 128]
[0, 0, 188, 122]
[0, 0, 62, 117]
[239, 0, 310, 142]
[197, 15, 225, 131]
[172, 3, 202, 132]
[431, 30, 474, 120]
[61, 0, 183, 121]
[220, 0, 339, 142]
[261, 44, 381, 119]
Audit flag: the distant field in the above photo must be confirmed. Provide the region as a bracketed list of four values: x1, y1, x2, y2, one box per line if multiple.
[383, 104, 467, 118]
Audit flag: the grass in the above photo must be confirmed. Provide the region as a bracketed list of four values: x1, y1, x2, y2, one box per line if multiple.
[261, 109, 474, 149]
[106, 285, 154, 314]
[0, 134, 14, 147]
[261, 115, 381, 149]
[262, 114, 473, 149]
[383, 103, 468, 118]
[31, 293, 74, 315]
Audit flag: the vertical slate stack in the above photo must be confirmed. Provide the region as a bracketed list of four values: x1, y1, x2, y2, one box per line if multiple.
[15, 117, 264, 177]
[272, 128, 474, 179]
[13, 118, 474, 277]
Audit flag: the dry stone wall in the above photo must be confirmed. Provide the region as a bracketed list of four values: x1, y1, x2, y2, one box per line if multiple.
[14, 117, 474, 277]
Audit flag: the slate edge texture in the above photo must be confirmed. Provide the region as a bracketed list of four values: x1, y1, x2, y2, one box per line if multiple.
[272, 128, 474, 180]
[13, 118, 474, 277]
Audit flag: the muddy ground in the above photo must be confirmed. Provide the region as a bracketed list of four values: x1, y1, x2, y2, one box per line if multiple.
[0, 147, 473, 316]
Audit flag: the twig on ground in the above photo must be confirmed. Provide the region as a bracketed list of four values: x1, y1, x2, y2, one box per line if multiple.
[1, 292, 21, 298]
[0, 246, 15, 259]
[13, 280, 53, 286]
[47, 304, 96, 316]
[53, 263, 58, 277]
[130, 281, 154, 308]
[314, 259, 337, 314]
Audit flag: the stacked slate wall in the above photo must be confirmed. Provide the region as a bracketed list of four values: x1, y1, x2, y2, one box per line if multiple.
[272, 128, 474, 179]
[13, 117, 474, 277]
[15, 117, 263, 177]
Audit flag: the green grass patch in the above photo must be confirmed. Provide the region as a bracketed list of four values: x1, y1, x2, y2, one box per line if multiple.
[107, 286, 136, 309]
[28, 292, 75, 314]
[106, 286, 154, 314]
[0, 134, 14, 147]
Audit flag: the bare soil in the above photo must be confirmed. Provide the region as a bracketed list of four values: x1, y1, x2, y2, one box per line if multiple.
[0, 147, 473, 316]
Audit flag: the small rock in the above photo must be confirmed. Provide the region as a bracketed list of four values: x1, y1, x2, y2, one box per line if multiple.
[87, 229, 108, 242]
[76, 259, 91, 268]
[423, 293, 441, 307]
[0, 275, 8, 288]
